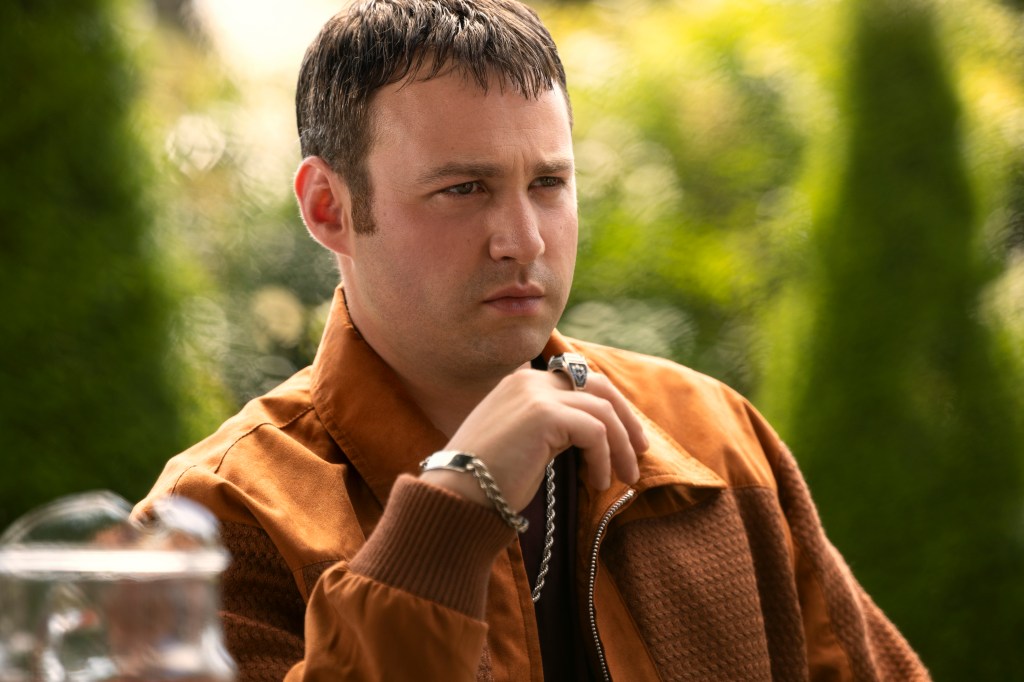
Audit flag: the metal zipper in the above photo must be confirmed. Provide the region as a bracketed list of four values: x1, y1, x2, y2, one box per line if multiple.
[586, 488, 636, 682]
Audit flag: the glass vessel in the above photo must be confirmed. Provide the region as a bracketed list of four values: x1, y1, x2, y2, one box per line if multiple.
[0, 491, 235, 682]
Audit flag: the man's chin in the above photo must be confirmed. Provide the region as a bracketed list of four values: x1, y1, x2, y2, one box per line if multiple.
[462, 325, 553, 373]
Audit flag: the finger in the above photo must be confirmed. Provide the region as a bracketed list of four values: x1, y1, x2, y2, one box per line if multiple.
[583, 374, 648, 453]
[569, 374, 645, 484]
[553, 406, 613, 490]
[559, 390, 637, 485]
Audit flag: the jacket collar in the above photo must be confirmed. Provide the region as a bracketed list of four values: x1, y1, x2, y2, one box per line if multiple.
[310, 287, 448, 505]
[311, 286, 725, 508]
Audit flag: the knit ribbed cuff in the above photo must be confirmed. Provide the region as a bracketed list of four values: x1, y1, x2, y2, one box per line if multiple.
[348, 474, 517, 619]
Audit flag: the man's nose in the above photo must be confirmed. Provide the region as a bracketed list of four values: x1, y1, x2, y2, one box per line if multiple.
[487, 193, 545, 264]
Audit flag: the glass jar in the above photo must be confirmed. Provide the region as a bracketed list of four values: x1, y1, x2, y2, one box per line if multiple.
[0, 491, 235, 682]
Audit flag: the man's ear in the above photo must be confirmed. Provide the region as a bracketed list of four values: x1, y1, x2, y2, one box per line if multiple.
[294, 156, 354, 256]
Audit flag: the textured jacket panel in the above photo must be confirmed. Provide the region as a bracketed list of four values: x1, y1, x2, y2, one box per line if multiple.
[602, 490, 777, 681]
[732, 487, 810, 681]
[600, 483, 840, 681]
[219, 522, 305, 681]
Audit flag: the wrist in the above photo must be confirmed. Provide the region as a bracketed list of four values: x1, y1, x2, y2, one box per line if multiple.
[351, 475, 516, 619]
[419, 469, 490, 508]
[420, 450, 529, 533]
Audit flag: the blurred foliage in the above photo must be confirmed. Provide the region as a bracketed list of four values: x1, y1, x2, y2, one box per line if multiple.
[132, 1, 338, 409]
[757, 0, 1024, 677]
[3, 0, 1024, 676]
[552, 0, 830, 390]
[0, 0, 193, 529]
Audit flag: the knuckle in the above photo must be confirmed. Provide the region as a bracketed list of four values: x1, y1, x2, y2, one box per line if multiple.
[523, 393, 556, 419]
[507, 368, 532, 384]
[500, 368, 537, 392]
[590, 398, 617, 423]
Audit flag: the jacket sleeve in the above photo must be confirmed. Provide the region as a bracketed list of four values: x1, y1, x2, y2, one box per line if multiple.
[261, 475, 515, 681]
[770, 442, 931, 681]
[143, 464, 514, 681]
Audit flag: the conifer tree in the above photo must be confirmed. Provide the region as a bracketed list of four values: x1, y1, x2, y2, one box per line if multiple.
[0, 1, 187, 528]
[776, 0, 1024, 676]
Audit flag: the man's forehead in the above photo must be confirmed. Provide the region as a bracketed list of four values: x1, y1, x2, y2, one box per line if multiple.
[361, 59, 568, 125]
[370, 71, 562, 125]
[373, 63, 567, 107]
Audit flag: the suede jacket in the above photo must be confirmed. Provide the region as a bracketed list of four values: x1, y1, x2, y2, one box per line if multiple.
[136, 288, 930, 681]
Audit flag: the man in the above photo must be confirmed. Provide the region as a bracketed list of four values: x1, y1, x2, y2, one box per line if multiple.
[137, 1, 929, 679]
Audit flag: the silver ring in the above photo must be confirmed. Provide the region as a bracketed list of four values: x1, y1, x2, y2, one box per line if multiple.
[547, 352, 589, 391]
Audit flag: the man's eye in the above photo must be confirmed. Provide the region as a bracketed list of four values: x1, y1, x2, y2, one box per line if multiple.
[444, 181, 481, 196]
[532, 177, 564, 188]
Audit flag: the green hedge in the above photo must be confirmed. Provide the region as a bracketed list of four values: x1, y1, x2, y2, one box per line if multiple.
[0, 1, 188, 529]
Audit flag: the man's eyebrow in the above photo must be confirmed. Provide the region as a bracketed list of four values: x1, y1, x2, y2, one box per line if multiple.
[535, 158, 575, 176]
[416, 158, 575, 186]
[417, 162, 502, 186]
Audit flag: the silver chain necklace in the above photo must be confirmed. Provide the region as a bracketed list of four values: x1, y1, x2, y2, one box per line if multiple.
[531, 460, 556, 603]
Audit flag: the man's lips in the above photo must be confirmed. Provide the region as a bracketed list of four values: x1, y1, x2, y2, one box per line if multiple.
[483, 284, 545, 302]
[483, 284, 545, 314]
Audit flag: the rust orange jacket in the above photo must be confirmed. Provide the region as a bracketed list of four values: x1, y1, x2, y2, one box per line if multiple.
[136, 288, 929, 681]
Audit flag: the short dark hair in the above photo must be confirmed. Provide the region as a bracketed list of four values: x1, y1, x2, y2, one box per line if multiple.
[295, 0, 569, 233]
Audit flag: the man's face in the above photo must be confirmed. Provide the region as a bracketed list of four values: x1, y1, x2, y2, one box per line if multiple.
[340, 71, 577, 384]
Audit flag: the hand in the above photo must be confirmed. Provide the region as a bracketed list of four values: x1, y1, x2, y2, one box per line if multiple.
[420, 367, 648, 511]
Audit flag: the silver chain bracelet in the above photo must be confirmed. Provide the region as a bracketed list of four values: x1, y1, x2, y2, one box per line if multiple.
[420, 451, 529, 533]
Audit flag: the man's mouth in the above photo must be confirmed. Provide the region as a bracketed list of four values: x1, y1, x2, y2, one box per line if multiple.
[483, 283, 545, 302]
[483, 284, 545, 315]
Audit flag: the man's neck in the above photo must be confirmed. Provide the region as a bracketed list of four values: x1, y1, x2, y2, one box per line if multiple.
[341, 287, 535, 437]
[392, 358, 530, 439]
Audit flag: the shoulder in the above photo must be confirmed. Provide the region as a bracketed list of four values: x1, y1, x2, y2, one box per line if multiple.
[571, 338, 752, 421]
[569, 337, 787, 487]
[137, 367, 341, 525]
